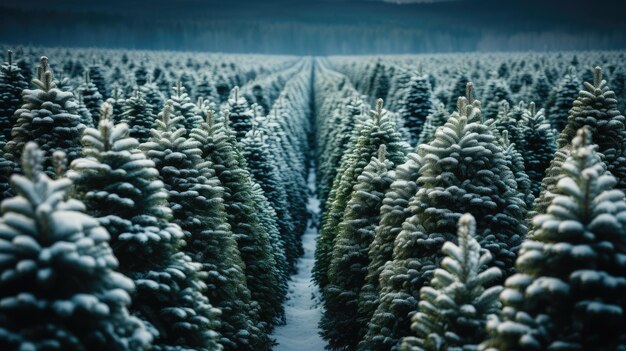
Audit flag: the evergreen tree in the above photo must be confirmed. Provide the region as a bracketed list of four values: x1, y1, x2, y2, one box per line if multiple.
[360, 91, 526, 351]
[519, 102, 557, 197]
[500, 131, 534, 210]
[534, 66, 626, 216]
[314, 99, 409, 289]
[548, 67, 580, 133]
[166, 82, 203, 131]
[357, 152, 421, 335]
[141, 101, 278, 350]
[69, 105, 221, 351]
[0, 142, 151, 351]
[532, 71, 551, 108]
[482, 77, 512, 120]
[121, 90, 156, 143]
[189, 109, 280, 343]
[227, 87, 255, 142]
[400, 214, 503, 351]
[399, 74, 433, 146]
[482, 128, 626, 351]
[6, 56, 84, 176]
[241, 124, 297, 272]
[76, 92, 95, 128]
[321, 146, 395, 350]
[417, 102, 448, 146]
[0, 50, 28, 141]
[78, 70, 104, 126]
[88, 64, 109, 99]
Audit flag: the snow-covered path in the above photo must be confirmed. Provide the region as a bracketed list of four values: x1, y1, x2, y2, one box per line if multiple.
[272, 164, 326, 351]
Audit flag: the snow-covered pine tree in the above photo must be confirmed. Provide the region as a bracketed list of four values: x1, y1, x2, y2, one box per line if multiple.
[141, 101, 280, 349]
[78, 70, 104, 126]
[532, 70, 551, 108]
[318, 95, 366, 207]
[241, 122, 297, 272]
[321, 145, 395, 350]
[227, 86, 255, 141]
[548, 67, 580, 133]
[88, 63, 109, 99]
[357, 151, 421, 335]
[189, 108, 281, 342]
[69, 104, 221, 351]
[0, 142, 151, 351]
[534, 66, 626, 216]
[76, 92, 95, 128]
[481, 128, 626, 351]
[400, 214, 503, 351]
[482, 77, 512, 120]
[6, 56, 84, 176]
[0, 50, 28, 141]
[314, 99, 409, 289]
[196, 74, 218, 103]
[359, 88, 526, 351]
[519, 102, 557, 197]
[166, 81, 203, 131]
[250, 181, 289, 312]
[399, 73, 433, 146]
[121, 90, 156, 143]
[417, 102, 448, 146]
[140, 81, 164, 113]
[500, 130, 534, 210]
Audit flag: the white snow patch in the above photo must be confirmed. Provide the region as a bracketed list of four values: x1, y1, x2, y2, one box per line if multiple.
[272, 164, 326, 351]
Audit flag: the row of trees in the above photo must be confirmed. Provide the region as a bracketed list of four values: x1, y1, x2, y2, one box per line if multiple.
[0, 50, 313, 351]
[315, 52, 626, 351]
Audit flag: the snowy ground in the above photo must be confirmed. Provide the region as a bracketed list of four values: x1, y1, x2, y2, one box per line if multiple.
[272, 165, 326, 351]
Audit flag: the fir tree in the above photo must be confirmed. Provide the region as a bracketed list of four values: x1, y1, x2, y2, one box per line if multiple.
[321, 145, 395, 350]
[314, 99, 409, 289]
[400, 214, 503, 351]
[0, 142, 151, 351]
[0, 50, 28, 141]
[500, 131, 534, 210]
[227, 87, 255, 142]
[417, 102, 448, 146]
[534, 66, 626, 216]
[241, 123, 297, 272]
[88, 64, 109, 99]
[121, 90, 156, 144]
[166, 81, 203, 131]
[78, 70, 104, 126]
[189, 109, 280, 344]
[519, 102, 557, 197]
[6, 56, 84, 176]
[69, 104, 221, 351]
[482, 77, 512, 120]
[357, 151, 421, 335]
[360, 89, 526, 351]
[482, 128, 626, 351]
[548, 67, 580, 133]
[399, 74, 433, 146]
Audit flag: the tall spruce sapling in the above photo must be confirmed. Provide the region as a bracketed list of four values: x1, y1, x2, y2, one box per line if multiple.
[359, 84, 526, 351]
[534, 66, 626, 216]
[0, 50, 28, 141]
[482, 128, 626, 351]
[69, 104, 221, 351]
[0, 142, 152, 351]
[400, 214, 503, 351]
[314, 98, 409, 289]
[321, 145, 395, 350]
[6, 56, 84, 176]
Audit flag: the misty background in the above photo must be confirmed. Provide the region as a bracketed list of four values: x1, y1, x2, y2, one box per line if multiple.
[0, 0, 624, 55]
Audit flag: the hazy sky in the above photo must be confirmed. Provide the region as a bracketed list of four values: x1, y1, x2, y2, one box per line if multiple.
[0, 0, 624, 54]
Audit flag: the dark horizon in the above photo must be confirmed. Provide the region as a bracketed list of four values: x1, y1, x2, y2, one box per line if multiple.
[1, 0, 625, 55]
